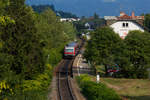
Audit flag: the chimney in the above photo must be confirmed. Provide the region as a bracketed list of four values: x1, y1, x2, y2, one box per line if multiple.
[120, 12, 125, 16]
[131, 12, 135, 19]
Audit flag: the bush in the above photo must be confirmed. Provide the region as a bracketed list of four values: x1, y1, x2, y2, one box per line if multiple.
[81, 81, 121, 100]
[22, 64, 53, 92]
[8, 90, 47, 100]
[49, 48, 63, 66]
[6, 64, 53, 100]
[76, 75, 121, 100]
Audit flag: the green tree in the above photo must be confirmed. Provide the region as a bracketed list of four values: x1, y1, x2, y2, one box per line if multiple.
[0, 0, 10, 13]
[84, 27, 122, 74]
[35, 8, 76, 66]
[35, 8, 65, 49]
[63, 22, 76, 41]
[1, 0, 44, 79]
[123, 30, 150, 78]
[0, 0, 77, 99]
[93, 12, 99, 19]
[144, 14, 150, 30]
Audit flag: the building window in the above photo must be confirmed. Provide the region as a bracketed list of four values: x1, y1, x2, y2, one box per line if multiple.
[126, 23, 128, 27]
[123, 23, 125, 27]
[122, 23, 129, 27]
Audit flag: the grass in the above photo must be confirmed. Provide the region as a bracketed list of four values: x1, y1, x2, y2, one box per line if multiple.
[94, 65, 150, 100]
[7, 90, 48, 100]
[101, 78, 150, 100]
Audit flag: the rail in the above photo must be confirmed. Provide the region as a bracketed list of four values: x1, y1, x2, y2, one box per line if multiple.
[57, 59, 76, 100]
[67, 60, 77, 100]
[57, 39, 84, 100]
[58, 70, 62, 100]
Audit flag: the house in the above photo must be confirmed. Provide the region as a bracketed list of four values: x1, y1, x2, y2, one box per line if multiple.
[84, 22, 95, 29]
[104, 12, 145, 39]
[85, 22, 90, 28]
[60, 18, 80, 22]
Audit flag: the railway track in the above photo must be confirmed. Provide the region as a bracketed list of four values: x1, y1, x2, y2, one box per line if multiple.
[57, 59, 76, 100]
[56, 39, 84, 100]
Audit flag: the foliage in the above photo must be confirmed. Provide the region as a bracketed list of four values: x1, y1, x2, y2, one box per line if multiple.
[0, 0, 10, 15]
[73, 14, 105, 32]
[0, 16, 15, 26]
[22, 64, 53, 92]
[31, 4, 78, 18]
[56, 10, 78, 18]
[4, 4, 44, 78]
[101, 78, 150, 100]
[84, 27, 122, 74]
[32, 5, 55, 13]
[76, 74, 92, 86]
[35, 9, 67, 49]
[144, 14, 150, 30]
[0, 80, 14, 99]
[0, 0, 76, 99]
[48, 47, 63, 66]
[63, 22, 77, 41]
[76, 75, 121, 100]
[93, 12, 99, 19]
[7, 90, 47, 100]
[35, 8, 76, 65]
[122, 30, 150, 78]
[84, 26, 150, 78]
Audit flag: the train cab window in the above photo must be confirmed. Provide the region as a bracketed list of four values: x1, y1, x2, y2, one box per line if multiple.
[65, 49, 74, 52]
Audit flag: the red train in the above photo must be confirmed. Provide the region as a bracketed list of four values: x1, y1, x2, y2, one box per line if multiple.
[64, 42, 79, 58]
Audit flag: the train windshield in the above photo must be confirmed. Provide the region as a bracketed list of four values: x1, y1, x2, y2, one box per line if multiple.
[65, 49, 74, 52]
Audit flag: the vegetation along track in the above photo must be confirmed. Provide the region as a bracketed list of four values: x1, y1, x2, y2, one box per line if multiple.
[57, 59, 76, 100]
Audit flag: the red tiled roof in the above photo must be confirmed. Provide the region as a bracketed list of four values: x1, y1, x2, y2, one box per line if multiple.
[117, 12, 144, 20]
[118, 14, 132, 20]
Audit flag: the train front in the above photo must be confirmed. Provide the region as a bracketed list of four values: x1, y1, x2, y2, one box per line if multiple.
[64, 46, 75, 58]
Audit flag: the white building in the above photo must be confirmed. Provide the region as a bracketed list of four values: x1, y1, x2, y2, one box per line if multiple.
[60, 18, 80, 22]
[85, 22, 90, 28]
[104, 16, 117, 20]
[104, 12, 145, 39]
[110, 20, 144, 39]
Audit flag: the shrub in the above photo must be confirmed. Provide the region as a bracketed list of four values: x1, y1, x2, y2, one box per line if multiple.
[76, 75, 121, 100]
[8, 90, 47, 100]
[81, 81, 121, 100]
[22, 64, 53, 92]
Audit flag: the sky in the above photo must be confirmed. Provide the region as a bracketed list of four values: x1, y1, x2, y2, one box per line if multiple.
[26, 0, 150, 17]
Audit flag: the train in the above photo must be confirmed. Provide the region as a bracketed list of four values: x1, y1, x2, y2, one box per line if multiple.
[64, 42, 79, 58]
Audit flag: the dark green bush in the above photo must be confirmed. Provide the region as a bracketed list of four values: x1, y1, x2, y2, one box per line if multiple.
[8, 90, 48, 100]
[76, 75, 121, 100]
[81, 81, 121, 100]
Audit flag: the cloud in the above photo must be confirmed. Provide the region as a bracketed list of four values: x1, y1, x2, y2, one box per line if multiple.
[102, 0, 116, 2]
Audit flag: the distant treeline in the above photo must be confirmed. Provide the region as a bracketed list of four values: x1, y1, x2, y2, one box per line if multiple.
[56, 10, 78, 18]
[32, 4, 78, 18]
[32, 5, 55, 13]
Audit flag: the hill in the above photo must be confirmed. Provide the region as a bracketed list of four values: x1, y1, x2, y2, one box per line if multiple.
[26, 0, 150, 17]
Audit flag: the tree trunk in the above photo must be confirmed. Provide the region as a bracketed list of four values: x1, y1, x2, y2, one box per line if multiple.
[105, 64, 108, 76]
